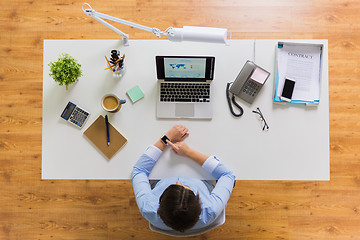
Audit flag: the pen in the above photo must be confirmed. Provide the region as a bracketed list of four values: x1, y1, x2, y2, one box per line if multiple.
[105, 115, 110, 146]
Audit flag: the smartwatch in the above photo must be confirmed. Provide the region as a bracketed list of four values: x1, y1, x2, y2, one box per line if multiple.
[160, 135, 170, 145]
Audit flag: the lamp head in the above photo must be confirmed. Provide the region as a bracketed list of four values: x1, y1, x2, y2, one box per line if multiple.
[166, 26, 230, 45]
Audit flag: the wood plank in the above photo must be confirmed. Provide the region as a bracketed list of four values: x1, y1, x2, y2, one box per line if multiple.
[1, 0, 360, 239]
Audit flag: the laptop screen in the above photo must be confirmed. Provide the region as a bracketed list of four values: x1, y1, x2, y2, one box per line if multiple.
[164, 57, 206, 79]
[156, 56, 215, 81]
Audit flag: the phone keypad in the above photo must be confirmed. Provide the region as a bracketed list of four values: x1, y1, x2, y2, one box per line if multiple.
[242, 80, 261, 96]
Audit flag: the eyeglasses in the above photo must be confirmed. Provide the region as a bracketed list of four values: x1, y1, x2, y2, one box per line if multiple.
[252, 107, 269, 131]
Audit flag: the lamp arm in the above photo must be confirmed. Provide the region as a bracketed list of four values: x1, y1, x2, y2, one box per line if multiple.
[82, 3, 165, 39]
[82, 3, 230, 45]
[91, 14, 129, 39]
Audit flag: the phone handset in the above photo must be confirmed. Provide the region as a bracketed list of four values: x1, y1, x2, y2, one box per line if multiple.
[226, 82, 244, 117]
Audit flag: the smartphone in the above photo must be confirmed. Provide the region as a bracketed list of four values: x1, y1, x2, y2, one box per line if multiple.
[280, 77, 296, 102]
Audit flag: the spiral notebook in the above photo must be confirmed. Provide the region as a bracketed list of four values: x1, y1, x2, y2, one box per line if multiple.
[83, 115, 127, 159]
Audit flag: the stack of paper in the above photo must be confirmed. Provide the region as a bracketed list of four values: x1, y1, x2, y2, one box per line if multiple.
[274, 42, 323, 104]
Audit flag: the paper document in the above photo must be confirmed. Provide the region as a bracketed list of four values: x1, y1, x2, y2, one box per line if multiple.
[274, 42, 322, 104]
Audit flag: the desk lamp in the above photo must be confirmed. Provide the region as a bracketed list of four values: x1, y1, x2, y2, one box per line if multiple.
[82, 3, 230, 46]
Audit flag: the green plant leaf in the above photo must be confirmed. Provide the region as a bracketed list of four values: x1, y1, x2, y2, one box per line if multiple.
[49, 53, 83, 90]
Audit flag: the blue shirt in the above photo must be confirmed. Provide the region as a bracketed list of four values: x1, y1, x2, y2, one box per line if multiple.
[132, 145, 235, 231]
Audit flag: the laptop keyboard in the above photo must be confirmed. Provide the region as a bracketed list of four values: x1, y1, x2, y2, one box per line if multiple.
[160, 82, 210, 102]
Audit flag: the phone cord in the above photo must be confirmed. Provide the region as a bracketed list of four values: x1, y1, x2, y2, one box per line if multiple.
[226, 82, 244, 117]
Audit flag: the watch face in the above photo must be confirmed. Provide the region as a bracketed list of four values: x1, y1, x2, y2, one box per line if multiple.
[161, 135, 169, 144]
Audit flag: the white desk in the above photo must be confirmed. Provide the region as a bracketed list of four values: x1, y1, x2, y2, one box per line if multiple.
[42, 39, 329, 180]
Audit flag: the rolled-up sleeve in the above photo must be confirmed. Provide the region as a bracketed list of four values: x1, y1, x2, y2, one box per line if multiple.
[202, 155, 235, 216]
[132, 145, 162, 211]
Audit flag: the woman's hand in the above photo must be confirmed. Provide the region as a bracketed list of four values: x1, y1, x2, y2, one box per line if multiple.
[165, 125, 189, 142]
[154, 125, 188, 151]
[167, 141, 209, 166]
[167, 141, 192, 157]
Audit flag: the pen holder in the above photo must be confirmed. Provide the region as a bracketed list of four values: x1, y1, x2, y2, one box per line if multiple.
[105, 50, 126, 79]
[113, 63, 125, 78]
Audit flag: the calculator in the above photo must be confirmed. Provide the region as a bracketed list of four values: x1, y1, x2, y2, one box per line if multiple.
[60, 101, 90, 129]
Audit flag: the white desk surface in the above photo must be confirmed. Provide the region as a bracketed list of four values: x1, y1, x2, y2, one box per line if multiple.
[42, 39, 329, 180]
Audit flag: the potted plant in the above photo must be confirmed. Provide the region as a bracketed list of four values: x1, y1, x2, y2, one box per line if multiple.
[49, 53, 83, 90]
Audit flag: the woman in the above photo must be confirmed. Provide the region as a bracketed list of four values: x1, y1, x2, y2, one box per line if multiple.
[132, 125, 235, 233]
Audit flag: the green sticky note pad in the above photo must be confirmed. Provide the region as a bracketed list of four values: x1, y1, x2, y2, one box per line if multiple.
[126, 85, 144, 103]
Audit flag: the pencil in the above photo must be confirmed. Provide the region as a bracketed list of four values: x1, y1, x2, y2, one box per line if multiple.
[105, 65, 115, 70]
[105, 56, 113, 71]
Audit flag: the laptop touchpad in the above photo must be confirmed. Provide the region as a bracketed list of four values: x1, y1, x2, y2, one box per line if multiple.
[175, 103, 194, 117]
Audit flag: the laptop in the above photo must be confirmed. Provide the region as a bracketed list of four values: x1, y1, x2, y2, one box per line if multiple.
[155, 56, 215, 119]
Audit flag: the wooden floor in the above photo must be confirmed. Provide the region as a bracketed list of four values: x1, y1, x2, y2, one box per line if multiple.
[1, 0, 360, 239]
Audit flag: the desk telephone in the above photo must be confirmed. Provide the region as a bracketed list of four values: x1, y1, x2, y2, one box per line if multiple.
[229, 60, 270, 104]
[226, 61, 270, 117]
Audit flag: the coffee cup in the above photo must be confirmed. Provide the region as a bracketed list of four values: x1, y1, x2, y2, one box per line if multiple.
[101, 94, 126, 113]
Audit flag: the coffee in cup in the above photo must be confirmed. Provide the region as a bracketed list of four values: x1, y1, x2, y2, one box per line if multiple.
[102, 94, 126, 113]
